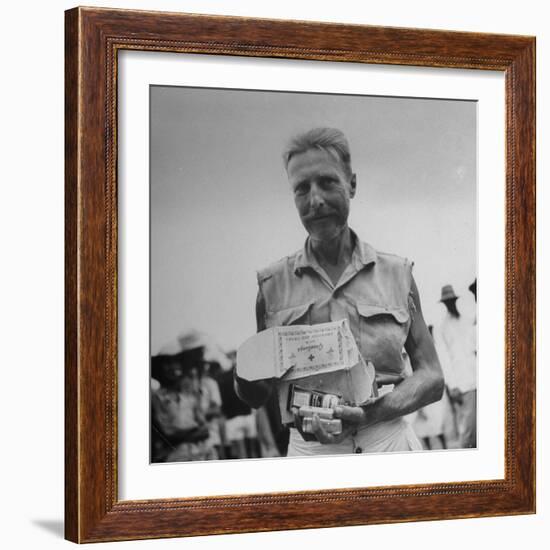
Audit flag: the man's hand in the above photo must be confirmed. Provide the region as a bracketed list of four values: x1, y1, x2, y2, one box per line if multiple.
[294, 398, 380, 445]
[292, 408, 318, 442]
[292, 407, 352, 443]
[310, 413, 354, 445]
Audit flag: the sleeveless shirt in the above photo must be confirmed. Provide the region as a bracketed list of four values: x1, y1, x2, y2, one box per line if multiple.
[257, 231, 415, 378]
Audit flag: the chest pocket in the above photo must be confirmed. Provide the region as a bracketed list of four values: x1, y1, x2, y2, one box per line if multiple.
[356, 303, 410, 375]
[265, 302, 312, 329]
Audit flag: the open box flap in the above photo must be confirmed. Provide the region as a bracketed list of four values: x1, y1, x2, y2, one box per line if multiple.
[237, 319, 360, 382]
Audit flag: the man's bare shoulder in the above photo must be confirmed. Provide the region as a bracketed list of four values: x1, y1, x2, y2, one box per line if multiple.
[257, 249, 302, 283]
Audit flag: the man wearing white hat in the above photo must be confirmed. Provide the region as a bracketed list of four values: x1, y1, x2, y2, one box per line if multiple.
[151, 331, 225, 461]
[437, 284, 477, 448]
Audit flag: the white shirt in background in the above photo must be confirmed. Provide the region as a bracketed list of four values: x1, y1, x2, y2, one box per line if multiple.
[436, 313, 477, 393]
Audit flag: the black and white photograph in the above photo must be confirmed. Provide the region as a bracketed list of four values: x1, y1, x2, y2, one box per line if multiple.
[149, 85, 478, 463]
[3, 0, 543, 547]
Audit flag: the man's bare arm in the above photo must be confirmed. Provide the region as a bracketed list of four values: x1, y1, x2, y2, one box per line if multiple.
[366, 276, 444, 422]
[313, 275, 444, 442]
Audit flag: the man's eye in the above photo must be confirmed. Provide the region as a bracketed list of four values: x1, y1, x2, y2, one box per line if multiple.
[319, 177, 336, 189]
[294, 184, 309, 196]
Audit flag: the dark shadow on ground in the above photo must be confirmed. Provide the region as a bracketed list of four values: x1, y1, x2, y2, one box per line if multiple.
[32, 519, 64, 539]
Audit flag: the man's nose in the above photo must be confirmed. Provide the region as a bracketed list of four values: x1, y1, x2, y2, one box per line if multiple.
[309, 183, 325, 210]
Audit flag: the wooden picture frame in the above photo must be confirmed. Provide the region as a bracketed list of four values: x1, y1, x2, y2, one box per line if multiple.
[65, 6, 536, 543]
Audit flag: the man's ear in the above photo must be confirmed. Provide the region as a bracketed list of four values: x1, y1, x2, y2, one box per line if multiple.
[349, 173, 357, 198]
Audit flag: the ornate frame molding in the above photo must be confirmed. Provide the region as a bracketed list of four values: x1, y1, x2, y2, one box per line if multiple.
[65, 7, 535, 542]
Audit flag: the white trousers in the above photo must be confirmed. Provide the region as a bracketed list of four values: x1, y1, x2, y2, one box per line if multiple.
[287, 417, 422, 456]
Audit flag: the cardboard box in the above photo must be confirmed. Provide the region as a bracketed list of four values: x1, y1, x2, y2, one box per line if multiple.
[237, 319, 375, 425]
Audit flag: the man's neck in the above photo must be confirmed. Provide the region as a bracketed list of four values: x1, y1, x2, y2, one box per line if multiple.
[310, 226, 354, 267]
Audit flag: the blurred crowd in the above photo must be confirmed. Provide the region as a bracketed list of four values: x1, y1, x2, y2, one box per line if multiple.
[151, 278, 478, 462]
[409, 278, 478, 451]
[151, 332, 287, 462]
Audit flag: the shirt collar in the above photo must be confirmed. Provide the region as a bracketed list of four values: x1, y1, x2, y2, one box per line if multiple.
[293, 229, 377, 276]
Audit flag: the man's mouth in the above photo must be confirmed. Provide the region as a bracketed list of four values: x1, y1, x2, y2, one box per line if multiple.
[309, 214, 333, 222]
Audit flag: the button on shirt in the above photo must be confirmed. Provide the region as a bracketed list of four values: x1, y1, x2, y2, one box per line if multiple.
[293, 234, 377, 327]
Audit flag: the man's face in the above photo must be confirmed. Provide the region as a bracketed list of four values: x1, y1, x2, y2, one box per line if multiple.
[162, 358, 200, 393]
[287, 148, 356, 242]
[177, 367, 200, 393]
[442, 298, 458, 313]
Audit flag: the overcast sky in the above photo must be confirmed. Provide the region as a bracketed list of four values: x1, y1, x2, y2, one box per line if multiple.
[150, 86, 476, 354]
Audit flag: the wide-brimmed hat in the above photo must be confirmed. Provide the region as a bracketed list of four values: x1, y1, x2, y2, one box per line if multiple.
[439, 284, 459, 302]
[159, 330, 208, 356]
[151, 352, 201, 387]
[157, 330, 232, 371]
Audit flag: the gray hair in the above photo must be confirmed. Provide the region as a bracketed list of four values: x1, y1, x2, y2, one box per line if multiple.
[282, 127, 353, 177]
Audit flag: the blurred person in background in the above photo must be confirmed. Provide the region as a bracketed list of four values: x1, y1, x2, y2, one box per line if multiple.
[217, 352, 262, 459]
[255, 405, 281, 458]
[151, 331, 228, 462]
[174, 331, 229, 459]
[436, 284, 477, 448]
[469, 278, 478, 373]
[151, 347, 216, 462]
[469, 278, 477, 303]
[411, 327, 448, 450]
[199, 361, 225, 459]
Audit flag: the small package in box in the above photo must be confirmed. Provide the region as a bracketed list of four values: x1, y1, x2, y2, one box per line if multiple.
[237, 319, 375, 426]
